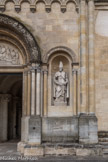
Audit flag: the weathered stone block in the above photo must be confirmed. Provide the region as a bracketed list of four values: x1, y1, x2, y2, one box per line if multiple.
[42, 116, 78, 142]
[21, 116, 42, 145]
[28, 116, 42, 144]
[45, 147, 75, 155]
[17, 142, 26, 154]
[76, 148, 95, 156]
[21, 116, 30, 142]
[79, 114, 98, 144]
[24, 146, 44, 156]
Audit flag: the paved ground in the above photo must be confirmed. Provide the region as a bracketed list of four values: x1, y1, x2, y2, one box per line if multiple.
[0, 142, 108, 162]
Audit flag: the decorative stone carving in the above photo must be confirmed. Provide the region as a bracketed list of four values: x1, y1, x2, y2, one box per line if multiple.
[53, 61, 69, 106]
[0, 43, 21, 65]
[0, 14, 41, 63]
[0, 94, 11, 102]
[0, 0, 79, 13]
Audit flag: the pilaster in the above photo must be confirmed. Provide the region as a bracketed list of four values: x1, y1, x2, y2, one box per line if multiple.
[88, 0, 95, 114]
[80, 0, 88, 114]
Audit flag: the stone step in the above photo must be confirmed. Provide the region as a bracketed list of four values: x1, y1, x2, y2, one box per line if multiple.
[103, 149, 108, 155]
[99, 138, 108, 142]
[98, 131, 108, 138]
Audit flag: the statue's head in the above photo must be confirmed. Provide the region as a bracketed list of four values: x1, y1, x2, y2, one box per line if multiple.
[59, 61, 63, 72]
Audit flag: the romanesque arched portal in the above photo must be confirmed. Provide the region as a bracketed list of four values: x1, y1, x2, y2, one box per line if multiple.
[0, 14, 41, 142]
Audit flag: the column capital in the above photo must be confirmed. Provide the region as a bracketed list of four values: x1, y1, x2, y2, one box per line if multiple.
[87, 0, 94, 2]
[80, 0, 86, 2]
[30, 66, 36, 72]
[36, 67, 41, 73]
[72, 69, 78, 73]
[0, 94, 11, 102]
[24, 67, 28, 76]
[24, 71, 28, 76]
[43, 69, 48, 74]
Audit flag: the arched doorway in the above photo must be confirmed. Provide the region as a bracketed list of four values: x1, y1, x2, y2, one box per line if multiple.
[0, 14, 41, 142]
[0, 73, 22, 141]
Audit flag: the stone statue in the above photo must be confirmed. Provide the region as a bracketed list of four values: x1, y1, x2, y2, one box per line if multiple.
[53, 61, 69, 106]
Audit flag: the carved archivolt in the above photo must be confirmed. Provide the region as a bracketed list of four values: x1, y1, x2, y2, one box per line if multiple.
[0, 0, 79, 13]
[0, 14, 41, 63]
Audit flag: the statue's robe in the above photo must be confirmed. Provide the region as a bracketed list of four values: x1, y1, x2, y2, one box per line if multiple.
[54, 71, 69, 102]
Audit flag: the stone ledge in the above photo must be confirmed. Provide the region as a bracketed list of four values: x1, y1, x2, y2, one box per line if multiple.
[17, 142, 107, 157]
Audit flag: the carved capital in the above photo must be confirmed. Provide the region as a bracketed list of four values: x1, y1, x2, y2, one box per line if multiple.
[36, 67, 41, 73]
[72, 69, 78, 75]
[24, 70, 28, 76]
[0, 94, 11, 103]
[43, 69, 48, 74]
[31, 66, 36, 72]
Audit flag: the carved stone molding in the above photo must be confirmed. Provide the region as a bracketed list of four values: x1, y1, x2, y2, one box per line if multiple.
[0, 14, 41, 63]
[0, 0, 79, 13]
[43, 46, 78, 64]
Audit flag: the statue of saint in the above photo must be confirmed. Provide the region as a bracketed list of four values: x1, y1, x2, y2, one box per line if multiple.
[53, 61, 69, 106]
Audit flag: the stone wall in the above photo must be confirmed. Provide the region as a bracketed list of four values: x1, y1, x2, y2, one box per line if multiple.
[0, 0, 108, 134]
[95, 10, 108, 131]
[3, 2, 79, 62]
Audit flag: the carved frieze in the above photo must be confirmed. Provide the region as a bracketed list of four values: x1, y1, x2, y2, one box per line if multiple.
[0, 0, 79, 13]
[0, 43, 22, 65]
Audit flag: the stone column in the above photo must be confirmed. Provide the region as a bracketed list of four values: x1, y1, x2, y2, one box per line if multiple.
[72, 69, 77, 115]
[43, 69, 48, 116]
[0, 94, 11, 141]
[88, 0, 95, 114]
[41, 70, 44, 116]
[31, 64, 36, 116]
[13, 97, 19, 139]
[80, 0, 87, 114]
[23, 69, 28, 116]
[36, 67, 41, 115]
[79, 0, 98, 144]
[27, 68, 31, 116]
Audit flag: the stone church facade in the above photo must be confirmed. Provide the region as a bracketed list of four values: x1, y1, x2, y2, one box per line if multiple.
[0, 0, 108, 155]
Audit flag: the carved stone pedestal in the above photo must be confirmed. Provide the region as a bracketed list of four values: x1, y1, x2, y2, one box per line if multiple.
[21, 116, 42, 145]
[79, 114, 98, 144]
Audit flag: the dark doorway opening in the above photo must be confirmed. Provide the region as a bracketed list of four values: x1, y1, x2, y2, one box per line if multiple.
[0, 73, 22, 142]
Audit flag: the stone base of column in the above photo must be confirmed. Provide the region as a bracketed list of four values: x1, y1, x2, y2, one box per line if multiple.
[21, 116, 42, 145]
[79, 114, 98, 144]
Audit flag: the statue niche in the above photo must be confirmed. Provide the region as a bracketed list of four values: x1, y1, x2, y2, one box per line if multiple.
[53, 61, 69, 106]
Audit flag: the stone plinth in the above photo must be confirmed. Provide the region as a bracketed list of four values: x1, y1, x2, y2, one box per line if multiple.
[28, 116, 41, 144]
[17, 142, 103, 157]
[42, 116, 78, 142]
[79, 114, 98, 144]
[21, 116, 42, 145]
